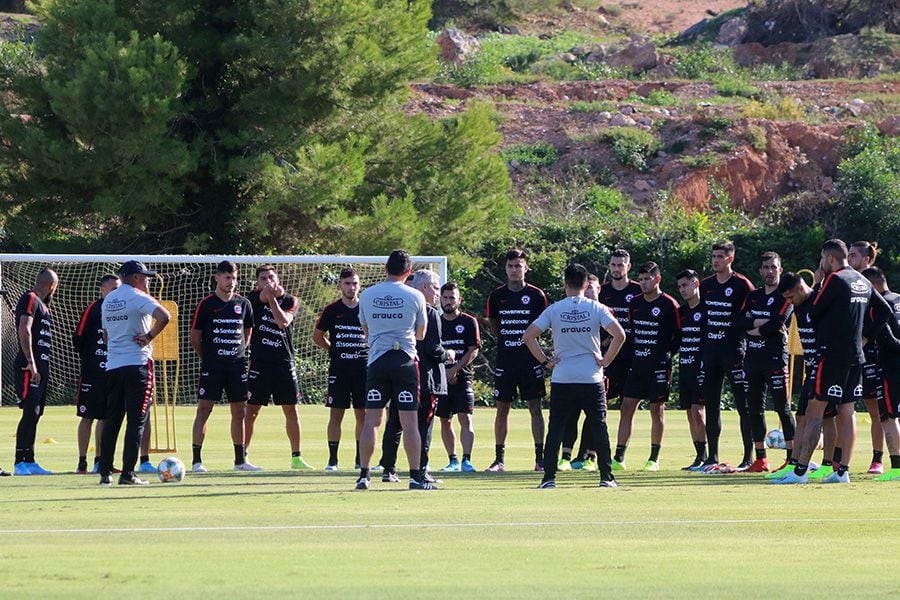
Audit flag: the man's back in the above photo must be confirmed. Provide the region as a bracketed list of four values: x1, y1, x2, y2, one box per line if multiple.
[359, 281, 426, 364]
[812, 267, 871, 365]
[533, 295, 616, 384]
[102, 284, 160, 370]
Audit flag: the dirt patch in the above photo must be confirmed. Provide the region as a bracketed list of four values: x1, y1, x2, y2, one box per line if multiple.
[600, 0, 746, 35]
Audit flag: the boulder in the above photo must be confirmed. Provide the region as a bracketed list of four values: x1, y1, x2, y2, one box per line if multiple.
[606, 41, 659, 74]
[610, 114, 637, 127]
[716, 17, 748, 46]
[436, 29, 481, 64]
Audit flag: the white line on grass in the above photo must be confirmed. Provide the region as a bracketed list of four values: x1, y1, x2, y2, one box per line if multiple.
[3, 517, 900, 535]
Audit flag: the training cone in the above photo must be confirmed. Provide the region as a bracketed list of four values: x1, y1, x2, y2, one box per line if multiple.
[42, 437, 58, 444]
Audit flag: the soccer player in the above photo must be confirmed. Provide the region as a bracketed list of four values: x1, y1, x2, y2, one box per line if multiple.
[355, 250, 433, 490]
[700, 241, 754, 473]
[675, 269, 707, 470]
[436, 282, 481, 472]
[12, 267, 59, 475]
[740, 252, 795, 473]
[861, 267, 900, 482]
[849, 241, 886, 474]
[613, 262, 681, 471]
[73, 273, 120, 474]
[525, 263, 626, 489]
[246, 264, 313, 470]
[189, 261, 257, 472]
[100, 261, 170, 485]
[313, 267, 366, 471]
[773, 240, 888, 484]
[485, 249, 548, 472]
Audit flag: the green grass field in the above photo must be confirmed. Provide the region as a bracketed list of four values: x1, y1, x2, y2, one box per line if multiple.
[1, 405, 897, 598]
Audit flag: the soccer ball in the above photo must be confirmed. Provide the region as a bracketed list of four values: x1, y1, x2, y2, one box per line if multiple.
[765, 429, 786, 450]
[157, 457, 186, 483]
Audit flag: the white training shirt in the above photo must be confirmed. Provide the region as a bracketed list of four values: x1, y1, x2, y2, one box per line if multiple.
[358, 280, 427, 364]
[102, 283, 163, 370]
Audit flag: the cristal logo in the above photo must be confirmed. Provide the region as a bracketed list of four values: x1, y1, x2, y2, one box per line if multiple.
[725, 288, 733, 297]
[693, 312, 702, 321]
[651, 307, 661, 317]
[455, 324, 465, 334]
[767, 297, 774, 306]
[560, 309, 590, 323]
[373, 296, 403, 309]
[105, 299, 125, 312]
[521, 296, 531, 305]
[850, 281, 868, 293]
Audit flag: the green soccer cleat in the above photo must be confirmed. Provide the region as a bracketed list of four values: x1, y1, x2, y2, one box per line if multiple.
[765, 464, 794, 479]
[611, 459, 626, 471]
[807, 465, 833, 480]
[875, 468, 900, 481]
[291, 456, 314, 470]
[557, 458, 572, 471]
[643, 460, 659, 472]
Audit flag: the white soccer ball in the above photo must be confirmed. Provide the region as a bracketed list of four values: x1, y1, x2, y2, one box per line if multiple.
[157, 457, 186, 483]
[765, 428, 786, 450]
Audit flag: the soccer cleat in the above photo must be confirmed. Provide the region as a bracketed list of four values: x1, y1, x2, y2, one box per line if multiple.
[765, 464, 795, 479]
[771, 459, 790, 473]
[599, 479, 618, 488]
[538, 479, 556, 489]
[118, 474, 149, 485]
[875, 468, 900, 481]
[702, 462, 736, 474]
[643, 460, 659, 472]
[370, 465, 384, 472]
[808, 461, 821, 472]
[808, 465, 833, 480]
[99, 474, 112, 486]
[484, 461, 505, 472]
[76, 465, 88, 475]
[867, 461, 884, 475]
[821, 470, 850, 484]
[0, 468, 10, 477]
[91, 461, 101, 474]
[408, 478, 437, 490]
[382, 471, 401, 483]
[570, 458, 587, 470]
[745, 458, 770, 473]
[440, 460, 461, 472]
[137, 461, 158, 474]
[682, 459, 703, 471]
[735, 460, 753, 472]
[557, 459, 572, 471]
[355, 477, 370, 490]
[771, 470, 808, 484]
[581, 457, 598, 472]
[534, 462, 544, 472]
[460, 459, 476, 472]
[234, 461, 263, 472]
[291, 456, 314, 470]
[25, 462, 53, 475]
[611, 459, 626, 471]
[423, 472, 443, 484]
[13, 462, 32, 476]
[324, 463, 339, 472]
[192, 462, 208, 473]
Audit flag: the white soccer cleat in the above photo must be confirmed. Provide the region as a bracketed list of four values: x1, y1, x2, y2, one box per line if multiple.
[821, 470, 850, 484]
[771, 470, 808, 484]
[234, 461, 263, 472]
[192, 462, 208, 473]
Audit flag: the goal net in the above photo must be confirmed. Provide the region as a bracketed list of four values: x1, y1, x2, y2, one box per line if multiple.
[0, 254, 447, 408]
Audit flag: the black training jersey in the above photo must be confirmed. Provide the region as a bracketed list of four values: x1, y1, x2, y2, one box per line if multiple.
[598, 280, 641, 340]
[628, 293, 681, 366]
[191, 294, 253, 363]
[314, 298, 367, 371]
[700, 272, 754, 358]
[73, 299, 106, 373]
[811, 267, 872, 365]
[792, 289, 819, 368]
[13, 291, 52, 375]
[741, 288, 793, 367]
[876, 291, 900, 372]
[248, 290, 298, 364]
[441, 312, 481, 382]
[486, 283, 547, 365]
[678, 301, 704, 371]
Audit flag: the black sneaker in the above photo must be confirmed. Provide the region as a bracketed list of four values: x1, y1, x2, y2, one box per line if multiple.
[382, 470, 401, 483]
[0, 468, 11, 477]
[355, 477, 370, 490]
[537, 479, 556, 489]
[99, 474, 112, 486]
[77, 460, 88, 474]
[408, 478, 437, 490]
[118, 473, 149, 485]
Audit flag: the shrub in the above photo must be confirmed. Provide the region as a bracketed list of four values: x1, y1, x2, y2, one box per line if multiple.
[698, 115, 733, 140]
[569, 100, 616, 113]
[501, 140, 559, 166]
[598, 127, 661, 171]
[742, 124, 768, 151]
[671, 43, 741, 79]
[646, 89, 678, 106]
[741, 97, 805, 121]
[713, 75, 760, 99]
[682, 152, 721, 169]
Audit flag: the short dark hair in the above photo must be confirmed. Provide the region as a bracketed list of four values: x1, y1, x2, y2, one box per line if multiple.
[777, 272, 802, 295]
[587, 273, 600, 285]
[851, 240, 879, 264]
[256, 264, 276, 277]
[609, 249, 631, 262]
[822, 239, 848, 261]
[862, 266, 886, 287]
[760, 251, 781, 266]
[217, 260, 237, 274]
[564, 263, 588, 289]
[339, 267, 358, 280]
[504, 248, 527, 264]
[638, 261, 660, 277]
[675, 269, 698, 282]
[99, 273, 120, 285]
[440, 282, 460, 295]
[386, 249, 412, 276]
[712, 241, 735, 255]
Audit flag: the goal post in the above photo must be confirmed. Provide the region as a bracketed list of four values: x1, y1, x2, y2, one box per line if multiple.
[0, 254, 448, 420]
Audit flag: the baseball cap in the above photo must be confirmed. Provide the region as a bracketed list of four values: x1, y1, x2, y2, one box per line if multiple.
[118, 260, 156, 277]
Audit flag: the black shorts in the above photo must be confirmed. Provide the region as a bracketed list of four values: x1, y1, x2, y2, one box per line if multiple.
[76, 370, 107, 419]
[623, 362, 671, 403]
[435, 383, 475, 418]
[198, 360, 248, 403]
[798, 364, 837, 418]
[814, 358, 862, 406]
[879, 370, 900, 420]
[604, 351, 631, 401]
[677, 365, 704, 409]
[365, 350, 419, 412]
[862, 361, 883, 401]
[15, 368, 48, 417]
[493, 360, 545, 403]
[324, 369, 366, 410]
[248, 361, 301, 406]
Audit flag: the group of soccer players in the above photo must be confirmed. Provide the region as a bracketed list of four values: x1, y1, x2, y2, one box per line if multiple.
[5, 239, 900, 487]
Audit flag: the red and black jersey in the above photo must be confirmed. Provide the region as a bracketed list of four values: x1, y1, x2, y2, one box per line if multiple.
[13, 291, 52, 375]
[700, 272, 753, 359]
[740, 288, 793, 367]
[811, 267, 878, 365]
[628, 292, 681, 366]
[440, 312, 481, 382]
[876, 291, 900, 373]
[191, 293, 254, 364]
[249, 290, 299, 364]
[314, 298, 367, 372]
[486, 283, 547, 365]
[73, 299, 106, 373]
[792, 289, 819, 369]
[677, 301, 704, 371]
[598, 280, 641, 339]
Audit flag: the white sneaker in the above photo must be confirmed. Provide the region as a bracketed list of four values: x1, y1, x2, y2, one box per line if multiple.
[771, 470, 808, 484]
[192, 462, 208, 473]
[821, 470, 850, 484]
[234, 461, 263, 472]
[324, 464, 339, 472]
[808, 461, 820, 471]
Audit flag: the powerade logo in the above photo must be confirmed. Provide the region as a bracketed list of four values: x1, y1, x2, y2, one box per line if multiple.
[373, 296, 403, 309]
[560, 309, 590, 323]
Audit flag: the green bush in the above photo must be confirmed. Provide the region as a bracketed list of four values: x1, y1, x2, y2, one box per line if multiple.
[598, 127, 661, 171]
[569, 100, 616, 113]
[698, 115, 733, 140]
[713, 75, 760, 99]
[741, 97, 805, 121]
[682, 152, 721, 169]
[646, 89, 678, 106]
[670, 43, 741, 79]
[501, 140, 559, 166]
[742, 124, 768, 151]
